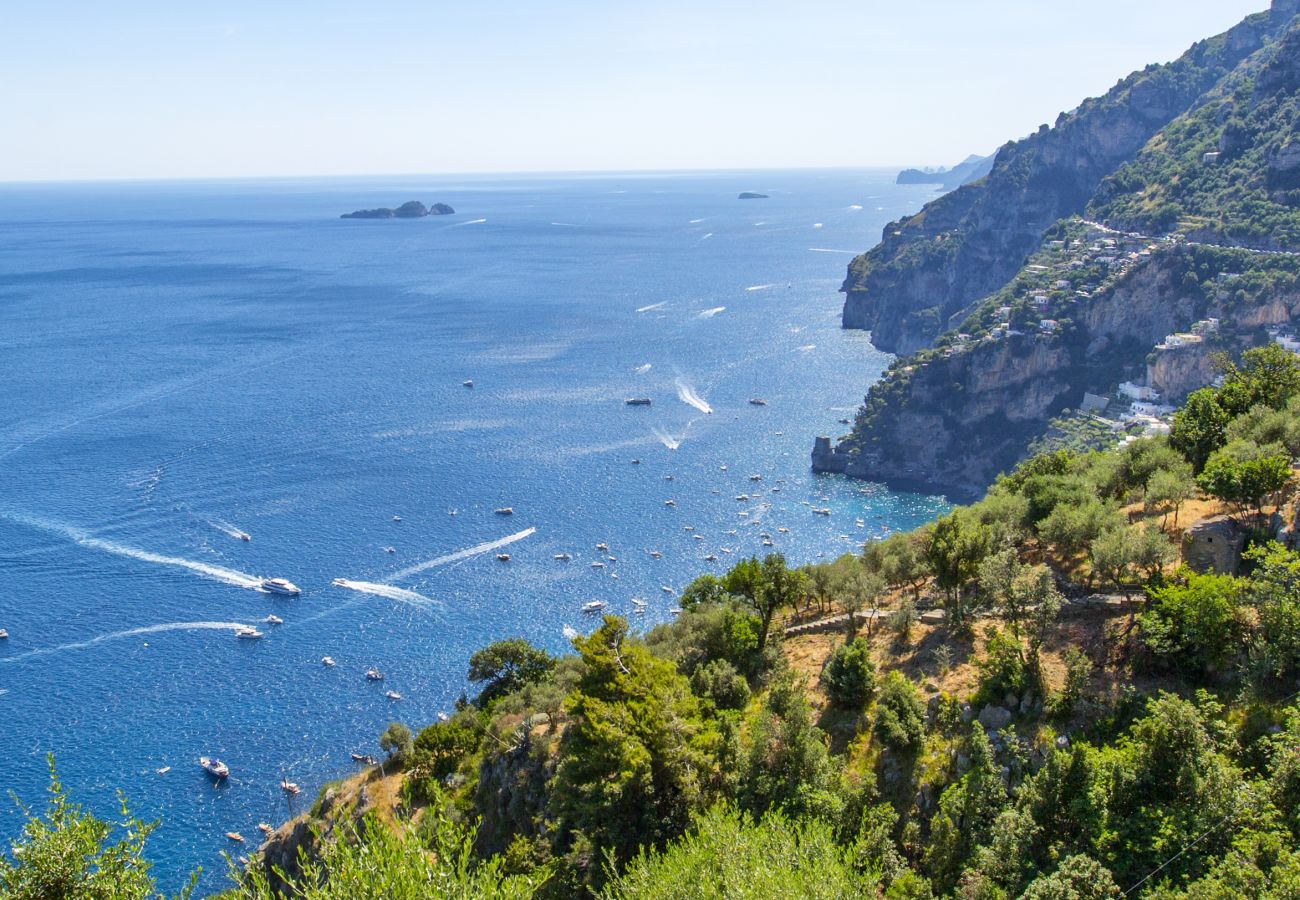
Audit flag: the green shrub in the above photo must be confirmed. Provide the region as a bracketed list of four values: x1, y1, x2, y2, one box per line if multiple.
[821, 637, 878, 709]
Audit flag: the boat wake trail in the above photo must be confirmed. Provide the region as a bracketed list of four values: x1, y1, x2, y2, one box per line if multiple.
[1, 512, 265, 590]
[675, 379, 713, 414]
[635, 301, 667, 313]
[0, 621, 253, 665]
[652, 427, 682, 450]
[808, 248, 857, 254]
[746, 284, 775, 292]
[389, 528, 537, 581]
[696, 307, 726, 319]
[451, 218, 487, 227]
[635, 363, 652, 374]
[210, 519, 251, 542]
[331, 580, 437, 607]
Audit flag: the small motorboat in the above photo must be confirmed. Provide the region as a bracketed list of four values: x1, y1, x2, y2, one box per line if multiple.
[664, 499, 676, 507]
[607, 555, 617, 562]
[812, 507, 831, 516]
[264, 615, 283, 625]
[0, 629, 8, 639]
[383, 546, 396, 554]
[630, 458, 641, 465]
[762, 539, 774, 547]
[156, 766, 171, 775]
[647, 550, 662, 558]
[554, 553, 572, 561]
[280, 780, 301, 795]
[322, 656, 336, 667]
[631, 597, 647, 607]
[683, 525, 694, 531]
[235, 626, 263, 640]
[239, 532, 251, 542]
[392, 515, 402, 522]
[437, 711, 449, 722]
[748, 398, 768, 406]
[590, 561, 605, 569]
[661, 585, 674, 593]
[200, 757, 229, 779]
[838, 417, 851, 425]
[749, 474, 762, 481]
[350, 752, 372, 763]
[365, 668, 384, 681]
[582, 601, 607, 614]
[777, 527, 789, 533]
[595, 543, 609, 551]
[260, 578, 300, 596]
[258, 823, 273, 835]
[704, 554, 718, 562]
[384, 691, 402, 701]
[664, 474, 674, 481]
[496, 553, 511, 562]
[495, 507, 514, 516]
[735, 495, 750, 501]
[226, 832, 245, 843]
[463, 379, 474, 388]
[625, 398, 652, 406]
[693, 534, 704, 541]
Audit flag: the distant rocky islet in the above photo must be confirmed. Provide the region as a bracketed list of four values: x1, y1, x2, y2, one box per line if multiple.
[340, 200, 455, 219]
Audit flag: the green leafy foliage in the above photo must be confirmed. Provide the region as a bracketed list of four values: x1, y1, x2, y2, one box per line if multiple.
[0, 758, 193, 900]
[821, 637, 877, 709]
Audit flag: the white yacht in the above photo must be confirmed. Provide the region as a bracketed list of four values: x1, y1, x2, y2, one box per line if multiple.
[365, 668, 384, 681]
[384, 690, 402, 701]
[496, 553, 511, 562]
[463, 379, 474, 388]
[321, 656, 336, 667]
[0, 629, 8, 639]
[260, 578, 300, 596]
[235, 626, 263, 639]
[495, 507, 514, 515]
[264, 615, 283, 625]
[554, 553, 572, 561]
[200, 757, 229, 779]
[582, 600, 607, 614]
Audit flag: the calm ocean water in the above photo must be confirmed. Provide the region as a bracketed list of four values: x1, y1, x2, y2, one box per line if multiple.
[0, 170, 947, 890]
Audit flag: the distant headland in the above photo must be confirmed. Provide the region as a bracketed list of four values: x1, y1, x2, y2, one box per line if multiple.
[340, 201, 455, 219]
[737, 191, 768, 200]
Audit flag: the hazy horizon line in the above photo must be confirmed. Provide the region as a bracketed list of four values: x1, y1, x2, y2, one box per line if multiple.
[0, 161, 952, 189]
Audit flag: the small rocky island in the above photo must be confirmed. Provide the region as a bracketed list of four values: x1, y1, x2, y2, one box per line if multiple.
[340, 201, 455, 219]
[737, 191, 768, 200]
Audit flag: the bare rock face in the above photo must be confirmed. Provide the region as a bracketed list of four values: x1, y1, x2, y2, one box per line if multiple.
[978, 704, 1013, 731]
[838, 13, 1275, 354]
[1182, 516, 1246, 575]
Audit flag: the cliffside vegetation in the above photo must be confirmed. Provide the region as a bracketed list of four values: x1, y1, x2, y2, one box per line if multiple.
[828, 2, 1300, 497]
[9, 350, 1300, 898]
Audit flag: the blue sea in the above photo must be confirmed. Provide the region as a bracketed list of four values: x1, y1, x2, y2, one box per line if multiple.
[0, 170, 947, 891]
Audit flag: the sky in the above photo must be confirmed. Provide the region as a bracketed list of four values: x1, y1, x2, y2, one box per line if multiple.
[0, 0, 1272, 182]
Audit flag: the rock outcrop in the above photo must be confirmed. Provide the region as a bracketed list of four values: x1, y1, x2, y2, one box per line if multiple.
[340, 200, 456, 219]
[839, 10, 1278, 354]
[896, 154, 993, 191]
[737, 192, 769, 200]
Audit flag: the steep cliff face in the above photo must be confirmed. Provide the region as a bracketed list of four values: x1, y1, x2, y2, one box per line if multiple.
[818, 241, 1300, 497]
[840, 8, 1279, 354]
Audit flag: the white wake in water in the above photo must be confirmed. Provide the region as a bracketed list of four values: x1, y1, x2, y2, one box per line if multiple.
[635, 301, 667, 313]
[808, 248, 857, 254]
[652, 427, 681, 450]
[452, 218, 487, 227]
[696, 307, 726, 319]
[635, 363, 652, 374]
[389, 528, 536, 581]
[746, 284, 774, 292]
[0, 621, 253, 665]
[700, 233, 713, 240]
[797, 344, 817, 352]
[2, 512, 265, 590]
[331, 580, 437, 607]
[210, 519, 251, 542]
[674, 380, 713, 414]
